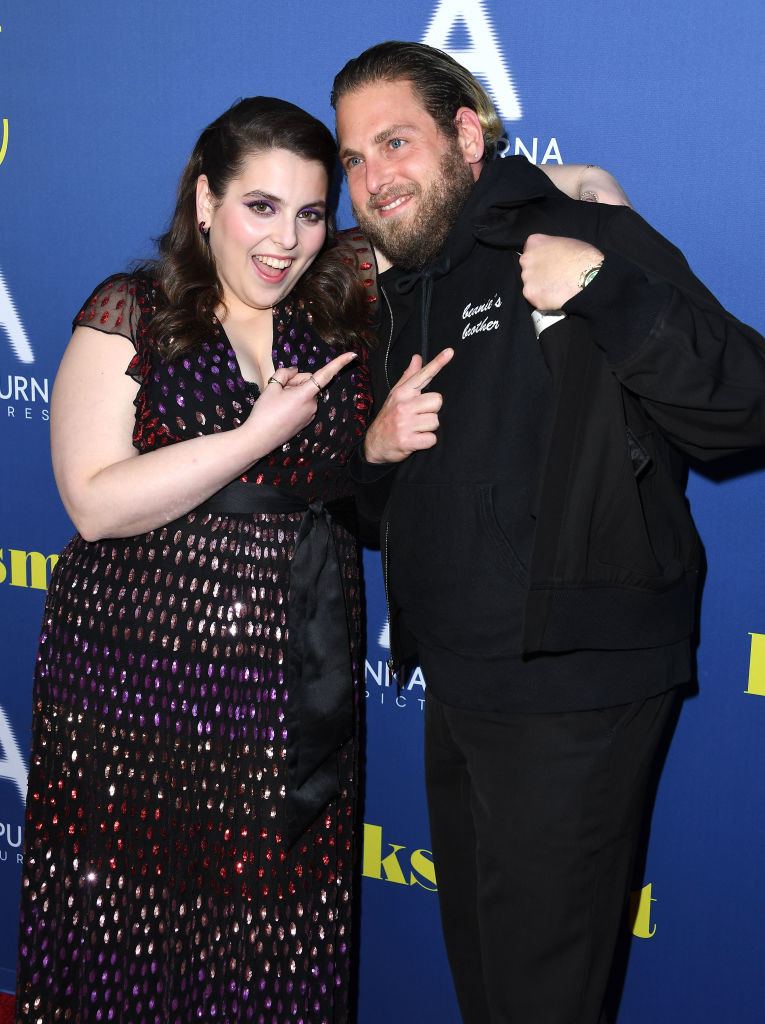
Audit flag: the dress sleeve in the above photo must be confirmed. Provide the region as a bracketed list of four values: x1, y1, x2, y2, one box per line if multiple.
[72, 273, 157, 383]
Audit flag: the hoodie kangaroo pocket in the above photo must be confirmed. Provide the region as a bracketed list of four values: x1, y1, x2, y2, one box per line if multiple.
[387, 482, 529, 658]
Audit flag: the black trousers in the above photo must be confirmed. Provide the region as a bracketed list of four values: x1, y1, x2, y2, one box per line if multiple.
[424, 687, 677, 1024]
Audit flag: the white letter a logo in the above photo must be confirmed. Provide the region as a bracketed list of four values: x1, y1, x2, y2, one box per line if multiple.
[0, 704, 28, 805]
[0, 266, 33, 364]
[423, 0, 522, 121]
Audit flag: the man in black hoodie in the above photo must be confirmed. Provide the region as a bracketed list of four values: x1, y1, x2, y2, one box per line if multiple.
[332, 41, 765, 1024]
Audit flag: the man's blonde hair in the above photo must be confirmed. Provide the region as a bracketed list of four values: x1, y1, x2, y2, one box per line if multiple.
[331, 40, 504, 160]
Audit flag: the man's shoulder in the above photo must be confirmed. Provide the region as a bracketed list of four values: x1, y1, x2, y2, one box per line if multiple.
[479, 155, 562, 200]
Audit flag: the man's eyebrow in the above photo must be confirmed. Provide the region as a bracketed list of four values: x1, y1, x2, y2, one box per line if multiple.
[339, 123, 418, 161]
[372, 123, 416, 145]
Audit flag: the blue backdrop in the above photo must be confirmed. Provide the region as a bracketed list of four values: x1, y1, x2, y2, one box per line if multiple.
[1, 1, 764, 1020]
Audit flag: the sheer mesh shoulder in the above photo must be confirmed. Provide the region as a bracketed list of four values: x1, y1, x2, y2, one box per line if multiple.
[73, 272, 155, 341]
[73, 272, 157, 383]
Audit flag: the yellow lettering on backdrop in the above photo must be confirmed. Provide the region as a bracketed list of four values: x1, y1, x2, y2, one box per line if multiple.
[364, 819, 659, 925]
[746, 633, 765, 696]
[0, 24, 6, 167]
[362, 824, 438, 889]
[362, 819, 657, 923]
[362, 824, 408, 885]
[0, 549, 59, 590]
[630, 883, 657, 938]
[409, 849, 438, 892]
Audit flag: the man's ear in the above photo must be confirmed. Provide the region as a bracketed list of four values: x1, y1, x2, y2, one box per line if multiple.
[454, 106, 485, 174]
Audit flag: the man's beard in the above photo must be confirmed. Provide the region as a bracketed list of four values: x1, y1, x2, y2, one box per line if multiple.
[353, 145, 475, 271]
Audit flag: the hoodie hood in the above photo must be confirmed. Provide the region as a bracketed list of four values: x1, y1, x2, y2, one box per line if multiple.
[387, 156, 556, 361]
[435, 156, 556, 276]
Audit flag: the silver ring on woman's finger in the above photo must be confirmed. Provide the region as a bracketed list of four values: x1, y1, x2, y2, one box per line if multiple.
[267, 376, 285, 388]
[308, 375, 322, 393]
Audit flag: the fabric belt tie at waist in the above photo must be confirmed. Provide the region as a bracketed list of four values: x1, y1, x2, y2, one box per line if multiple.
[194, 481, 355, 846]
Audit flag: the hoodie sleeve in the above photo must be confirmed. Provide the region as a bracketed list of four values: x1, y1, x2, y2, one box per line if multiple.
[562, 205, 765, 460]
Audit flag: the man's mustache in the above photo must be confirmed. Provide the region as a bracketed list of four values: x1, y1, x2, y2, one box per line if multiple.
[366, 184, 420, 213]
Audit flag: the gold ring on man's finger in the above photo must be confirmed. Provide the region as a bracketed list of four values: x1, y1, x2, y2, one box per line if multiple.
[309, 375, 322, 393]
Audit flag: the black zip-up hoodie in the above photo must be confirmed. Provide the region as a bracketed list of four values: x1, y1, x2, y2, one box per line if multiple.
[356, 157, 765, 708]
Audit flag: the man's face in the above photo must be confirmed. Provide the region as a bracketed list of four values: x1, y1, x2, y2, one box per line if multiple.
[336, 79, 475, 270]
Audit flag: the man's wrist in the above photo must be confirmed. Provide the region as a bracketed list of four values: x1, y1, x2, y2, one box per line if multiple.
[578, 260, 604, 290]
[363, 435, 389, 466]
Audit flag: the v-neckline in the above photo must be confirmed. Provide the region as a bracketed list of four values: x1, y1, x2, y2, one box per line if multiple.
[214, 316, 274, 394]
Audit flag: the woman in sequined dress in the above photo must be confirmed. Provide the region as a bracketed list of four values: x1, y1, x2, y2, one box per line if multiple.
[16, 97, 372, 1024]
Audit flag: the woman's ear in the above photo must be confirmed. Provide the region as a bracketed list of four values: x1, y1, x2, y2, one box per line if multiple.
[196, 174, 215, 227]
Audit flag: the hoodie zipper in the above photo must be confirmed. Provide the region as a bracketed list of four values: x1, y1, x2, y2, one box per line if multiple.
[419, 272, 433, 361]
[380, 284, 399, 682]
[381, 284, 395, 392]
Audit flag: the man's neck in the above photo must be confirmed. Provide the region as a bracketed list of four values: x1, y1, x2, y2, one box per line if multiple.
[372, 245, 393, 273]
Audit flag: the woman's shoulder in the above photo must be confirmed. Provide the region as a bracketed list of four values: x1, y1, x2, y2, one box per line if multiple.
[73, 270, 161, 341]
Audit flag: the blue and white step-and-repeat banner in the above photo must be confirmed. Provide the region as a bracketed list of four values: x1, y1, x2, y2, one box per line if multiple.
[1, 1, 764, 1019]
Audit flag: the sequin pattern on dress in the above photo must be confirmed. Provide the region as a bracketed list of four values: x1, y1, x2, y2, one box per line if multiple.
[16, 274, 370, 1024]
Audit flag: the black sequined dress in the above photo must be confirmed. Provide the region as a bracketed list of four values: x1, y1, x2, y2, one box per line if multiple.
[16, 274, 371, 1024]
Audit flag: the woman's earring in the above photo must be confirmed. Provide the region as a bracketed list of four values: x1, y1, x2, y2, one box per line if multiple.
[199, 221, 209, 237]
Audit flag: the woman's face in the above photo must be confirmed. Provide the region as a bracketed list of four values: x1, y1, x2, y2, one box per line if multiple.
[197, 148, 329, 320]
